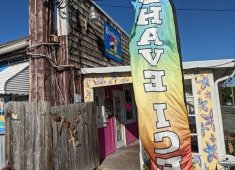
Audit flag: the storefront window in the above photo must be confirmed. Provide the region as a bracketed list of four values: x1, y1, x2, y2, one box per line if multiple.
[185, 78, 199, 153]
[221, 87, 235, 169]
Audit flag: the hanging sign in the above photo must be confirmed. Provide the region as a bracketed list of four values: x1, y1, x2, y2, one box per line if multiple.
[104, 21, 122, 63]
[129, 0, 193, 169]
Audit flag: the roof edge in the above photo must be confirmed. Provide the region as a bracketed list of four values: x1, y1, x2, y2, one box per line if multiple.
[81, 59, 235, 74]
[0, 38, 29, 55]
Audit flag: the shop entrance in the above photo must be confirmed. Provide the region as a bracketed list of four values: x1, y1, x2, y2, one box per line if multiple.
[113, 90, 125, 149]
[95, 85, 138, 161]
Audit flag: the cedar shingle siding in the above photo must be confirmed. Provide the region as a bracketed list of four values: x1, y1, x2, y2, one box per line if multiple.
[68, 2, 130, 68]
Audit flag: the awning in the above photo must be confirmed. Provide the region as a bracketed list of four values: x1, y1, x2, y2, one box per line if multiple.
[223, 76, 235, 87]
[0, 62, 29, 95]
[222, 70, 235, 87]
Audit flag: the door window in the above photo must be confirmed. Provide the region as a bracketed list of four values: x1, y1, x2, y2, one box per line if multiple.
[221, 86, 235, 169]
[124, 84, 137, 123]
[113, 90, 125, 149]
[114, 96, 122, 141]
[184, 78, 200, 153]
[94, 88, 107, 128]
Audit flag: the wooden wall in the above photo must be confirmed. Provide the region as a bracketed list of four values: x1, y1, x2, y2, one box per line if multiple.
[67, 1, 130, 68]
[4, 101, 98, 170]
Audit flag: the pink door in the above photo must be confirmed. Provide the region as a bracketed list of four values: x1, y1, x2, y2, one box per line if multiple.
[95, 87, 116, 160]
[98, 116, 115, 160]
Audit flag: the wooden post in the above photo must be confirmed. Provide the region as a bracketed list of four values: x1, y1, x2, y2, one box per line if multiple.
[29, 0, 55, 104]
[29, 0, 80, 105]
[4, 108, 12, 166]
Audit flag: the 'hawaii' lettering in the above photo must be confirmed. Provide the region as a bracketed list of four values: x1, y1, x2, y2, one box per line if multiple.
[137, 0, 182, 169]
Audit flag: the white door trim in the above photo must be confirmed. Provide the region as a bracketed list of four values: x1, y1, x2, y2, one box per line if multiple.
[113, 90, 126, 149]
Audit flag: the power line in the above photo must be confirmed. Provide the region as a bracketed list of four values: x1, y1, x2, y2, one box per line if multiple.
[95, 4, 235, 12]
[96, 4, 133, 9]
[177, 8, 235, 12]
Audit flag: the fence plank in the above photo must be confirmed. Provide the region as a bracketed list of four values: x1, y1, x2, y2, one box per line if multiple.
[4, 104, 11, 165]
[50, 102, 99, 170]
[0, 135, 5, 169]
[44, 102, 52, 170]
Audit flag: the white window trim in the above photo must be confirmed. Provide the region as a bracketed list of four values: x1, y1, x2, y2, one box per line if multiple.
[184, 74, 204, 169]
[113, 90, 127, 147]
[94, 87, 108, 128]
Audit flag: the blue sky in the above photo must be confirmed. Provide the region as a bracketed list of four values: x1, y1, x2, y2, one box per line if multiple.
[0, 1, 28, 44]
[0, 0, 235, 61]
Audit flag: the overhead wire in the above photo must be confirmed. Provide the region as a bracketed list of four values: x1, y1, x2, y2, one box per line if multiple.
[176, 8, 235, 12]
[93, 3, 235, 12]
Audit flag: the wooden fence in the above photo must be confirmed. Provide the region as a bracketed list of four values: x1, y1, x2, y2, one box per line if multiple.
[0, 135, 5, 169]
[4, 101, 99, 170]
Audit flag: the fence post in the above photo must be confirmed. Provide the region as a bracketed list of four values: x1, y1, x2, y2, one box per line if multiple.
[44, 102, 52, 170]
[4, 103, 12, 167]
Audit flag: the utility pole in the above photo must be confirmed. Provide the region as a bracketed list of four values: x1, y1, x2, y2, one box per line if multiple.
[29, 0, 55, 103]
[28, 0, 80, 105]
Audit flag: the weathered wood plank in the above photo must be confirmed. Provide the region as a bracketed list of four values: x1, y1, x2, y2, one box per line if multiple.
[50, 102, 99, 170]
[4, 103, 11, 165]
[45, 102, 52, 170]
[5, 102, 99, 170]
[0, 135, 5, 169]
[25, 102, 32, 170]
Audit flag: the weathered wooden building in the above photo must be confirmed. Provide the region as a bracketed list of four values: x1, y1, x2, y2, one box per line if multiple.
[66, 1, 130, 67]
[28, 0, 131, 104]
[1, 0, 135, 169]
[53, 0, 137, 162]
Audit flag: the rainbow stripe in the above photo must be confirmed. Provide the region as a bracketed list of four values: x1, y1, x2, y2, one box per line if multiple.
[129, 0, 193, 169]
[0, 116, 5, 134]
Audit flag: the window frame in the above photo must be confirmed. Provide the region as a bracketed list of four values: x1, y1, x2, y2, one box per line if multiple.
[94, 87, 107, 128]
[184, 75, 204, 162]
